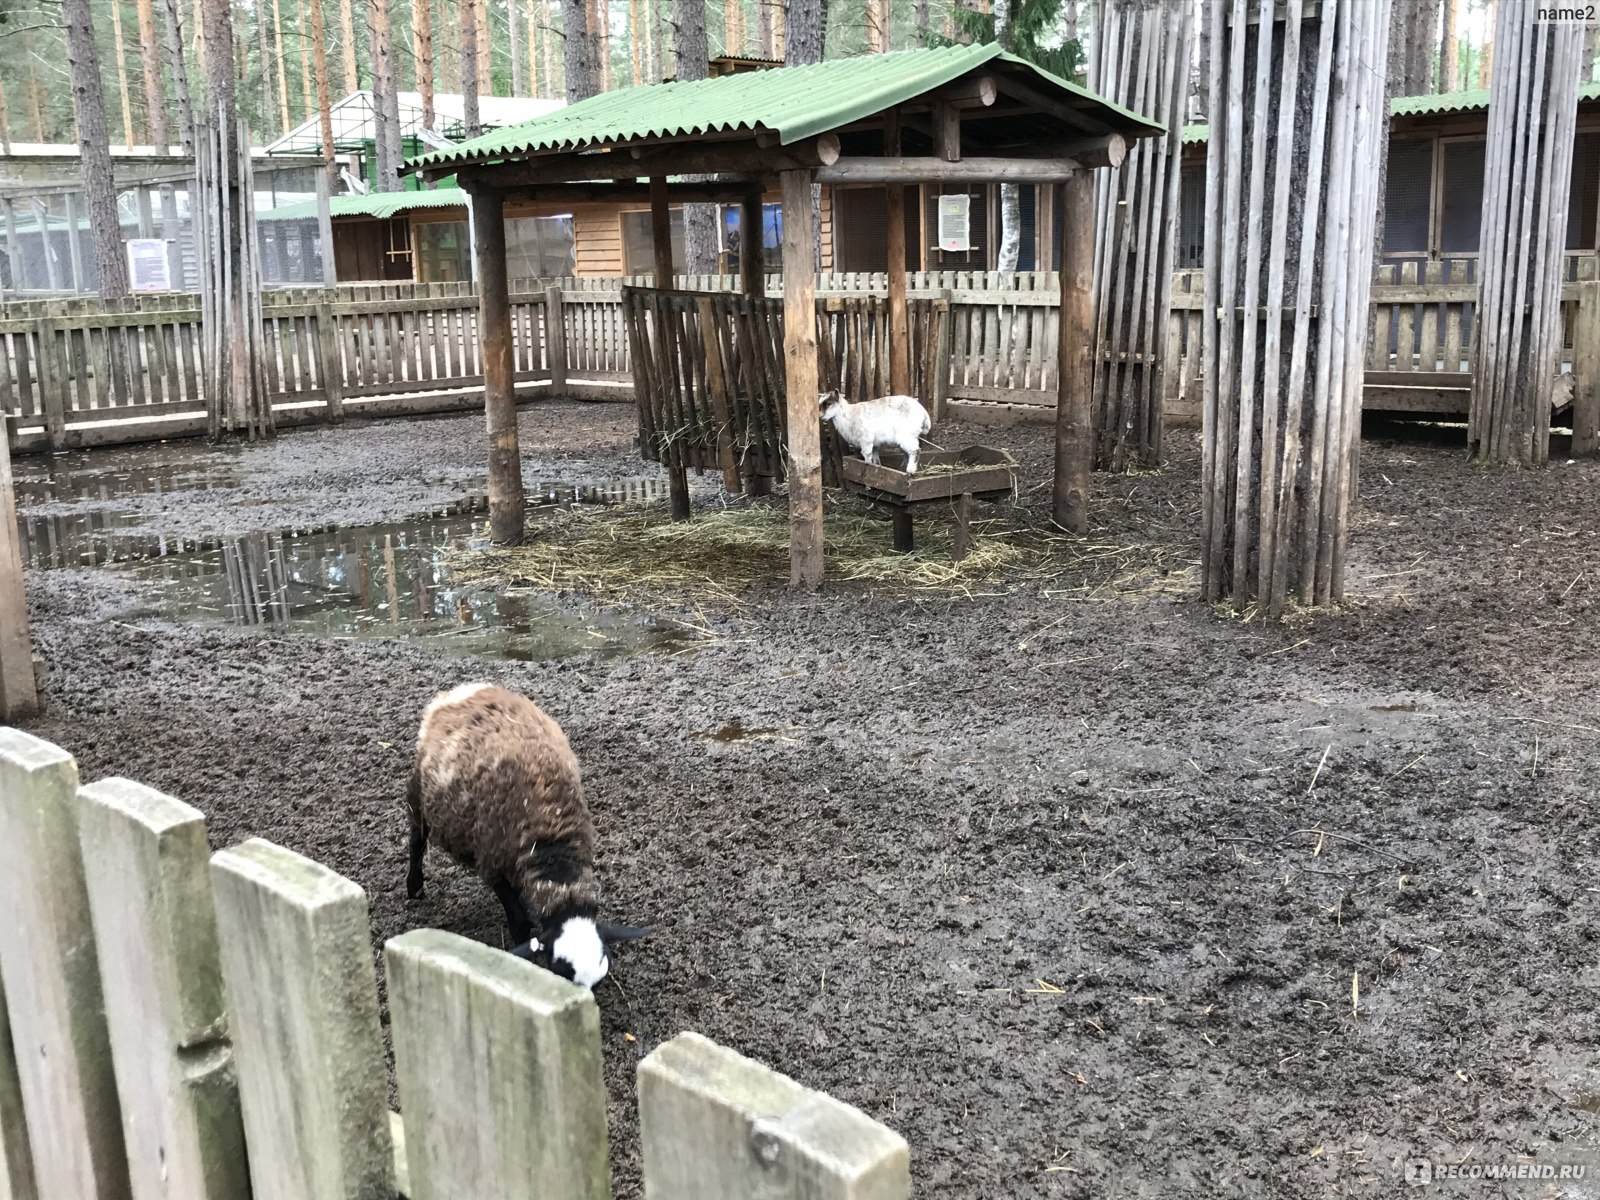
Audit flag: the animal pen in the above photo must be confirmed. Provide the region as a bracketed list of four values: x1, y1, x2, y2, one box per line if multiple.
[405, 44, 1163, 583]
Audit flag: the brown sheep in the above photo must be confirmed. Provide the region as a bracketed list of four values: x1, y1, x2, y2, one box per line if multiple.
[405, 682, 648, 987]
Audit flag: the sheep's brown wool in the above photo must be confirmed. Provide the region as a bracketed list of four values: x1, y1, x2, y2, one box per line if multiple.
[408, 683, 600, 926]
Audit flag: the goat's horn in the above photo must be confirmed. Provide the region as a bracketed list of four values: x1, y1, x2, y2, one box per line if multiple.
[596, 922, 653, 943]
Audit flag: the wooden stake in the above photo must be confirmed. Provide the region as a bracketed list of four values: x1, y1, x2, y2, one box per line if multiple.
[471, 188, 526, 543]
[782, 169, 823, 586]
[1053, 169, 1094, 534]
[885, 112, 912, 398]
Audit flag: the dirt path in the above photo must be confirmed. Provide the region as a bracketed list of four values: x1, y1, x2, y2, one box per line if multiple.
[18, 406, 1600, 1197]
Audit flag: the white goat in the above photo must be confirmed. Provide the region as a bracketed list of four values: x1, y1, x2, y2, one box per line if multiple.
[819, 390, 932, 473]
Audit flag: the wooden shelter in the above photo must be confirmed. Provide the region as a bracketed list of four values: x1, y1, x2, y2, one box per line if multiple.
[408, 45, 1161, 583]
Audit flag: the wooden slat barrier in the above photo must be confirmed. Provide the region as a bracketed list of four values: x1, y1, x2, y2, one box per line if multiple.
[1, 261, 1596, 452]
[0, 730, 911, 1198]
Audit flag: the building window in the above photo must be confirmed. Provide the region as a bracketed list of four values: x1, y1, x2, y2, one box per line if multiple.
[621, 209, 685, 276]
[1179, 164, 1206, 268]
[1440, 138, 1486, 254]
[1383, 136, 1432, 255]
[507, 215, 575, 279]
[415, 220, 471, 282]
[718, 202, 783, 273]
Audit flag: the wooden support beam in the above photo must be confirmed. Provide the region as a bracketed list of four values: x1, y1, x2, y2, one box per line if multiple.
[782, 168, 823, 587]
[503, 180, 759, 205]
[1053, 170, 1094, 534]
[0, 422, 36, 721]
[739, 189, 765, 298]
[992, 74, 1117, 136]
[817, 155, 1111, 184]
[450, 134, 841, 187]
[651, 176, 691, 521]
[884, 113, 911, 398]
[933, 102, 961, 162]
[1575, 280, 1600, 456]
[469, 188, 525, 544]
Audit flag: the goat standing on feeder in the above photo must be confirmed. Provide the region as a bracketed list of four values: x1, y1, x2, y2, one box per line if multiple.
[405, 682, 649, 988]
[819, 390, 932, 473]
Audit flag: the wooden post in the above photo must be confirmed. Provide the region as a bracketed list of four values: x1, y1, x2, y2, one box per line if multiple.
[0, 730, 130, 1200]
[0, 971, 38, 1199]
[698, 295, 743, 492]
[315, 167, 338, 288]
[885, 113, 912, 398]
[782, 168, 823, 587]
[651, 175, 691, 519]
[0, 421, 37, 720]
[639, 1031, 910, 1199]
[77, 778, 250, 1200]
[1573, 279, 1600, 456]
[1089, 0, 1194, 469]
[932, 289, 953, 420]
[65, 192, 86, 291]
[1468, 0, 1586, 466]
[386, 929, 609, 1200]
[952, 492, 972, 561]
[1052, 170, 1095, 534]
[545, 284, 569, 392]
[739, 188, 766, 298]
[471, 188, 526, 544]
[1, 200, 19, 294]
[1200, 0, 1392, 614]
[210, 838, 393, 1200]
[891, 507, 914, 553]
[316, 293, 345, 421]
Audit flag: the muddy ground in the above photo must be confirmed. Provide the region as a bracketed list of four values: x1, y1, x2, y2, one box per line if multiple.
[17, 402, 1600, 1198]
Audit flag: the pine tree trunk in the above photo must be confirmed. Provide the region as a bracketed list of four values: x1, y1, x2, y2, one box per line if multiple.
[109, 0, 138, 146]
[725, 0, 738, 54]
[785, 0, 824, 64]
[545, 0, 560, 92]
[914, 0, 927, 47]
[773, 0, 784, 58]
[674, 0, 717, 275]
[562, 0, 600, 97]
[137, 0, 169, 148]
[594, 0, 611, 91]
[63, 0, 130, 297]
[478, 0, 494, 94]
[511, 0, 525, 93]
[192, 0, 205, 74]
[0, 79, 11, 155]
[631, 0, 644, 82]
[311, 0, 338, 176]
[527, 1, 541, 95]
[272, 0, 292, 131]
[759, 0, 773, 55]
[994, 0, 1017, 271]
[341, 0, 360, 92]
[415, 0, 435, 127]
[462, 0, 481, 133]
[298, 0, 315, 118]
[1439, 0, 1460, 91]
[369, 0, 401, 189]
[161, 0, 197, 151]
[1584, 24, 1597, 82]
[26, 54, 46, 142]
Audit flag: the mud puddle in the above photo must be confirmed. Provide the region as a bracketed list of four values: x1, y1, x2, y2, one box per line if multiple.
[21, 477, 689, 661]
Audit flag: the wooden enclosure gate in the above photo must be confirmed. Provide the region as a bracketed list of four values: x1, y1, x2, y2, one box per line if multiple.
[621, 286, 949, 492]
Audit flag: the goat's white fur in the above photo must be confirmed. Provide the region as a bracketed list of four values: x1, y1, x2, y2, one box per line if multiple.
[819, 391, 932, 473]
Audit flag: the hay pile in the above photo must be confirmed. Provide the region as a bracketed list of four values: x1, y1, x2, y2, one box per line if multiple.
[448, 500, 1063, 603]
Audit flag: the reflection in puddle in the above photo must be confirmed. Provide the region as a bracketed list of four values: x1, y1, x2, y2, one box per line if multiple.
[693, 720, 802, 744]
[18, 477, 688, 662]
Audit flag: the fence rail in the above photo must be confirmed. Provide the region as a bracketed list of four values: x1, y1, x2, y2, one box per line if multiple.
[1, 261, 1597, 454]
[0, 727, 911, 1200]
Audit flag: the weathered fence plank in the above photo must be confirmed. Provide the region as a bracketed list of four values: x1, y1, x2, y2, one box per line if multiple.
[0, 730, 130, 1200]
[209, 838, 393, 1200]
[385, 929, 609, 1200]
[639, 1032, 909, 1200]
[77, 778, 249, 1200]
[0, 972, 38, 1200]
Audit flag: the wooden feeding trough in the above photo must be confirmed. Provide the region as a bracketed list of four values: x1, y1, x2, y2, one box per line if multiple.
[843, 446, 1017, 559]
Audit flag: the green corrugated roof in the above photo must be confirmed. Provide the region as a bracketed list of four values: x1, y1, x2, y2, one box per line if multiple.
[406, 44, 1165, 173]
[1184, 80, 1600, 143]
[259, 185, 468, 222]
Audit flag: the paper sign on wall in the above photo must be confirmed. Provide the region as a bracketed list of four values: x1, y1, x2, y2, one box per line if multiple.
[127, 239, 172, 292]
[937, 194, 971, 252]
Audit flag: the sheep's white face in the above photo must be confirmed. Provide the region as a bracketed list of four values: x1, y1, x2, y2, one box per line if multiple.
[549, 916, 610, 989]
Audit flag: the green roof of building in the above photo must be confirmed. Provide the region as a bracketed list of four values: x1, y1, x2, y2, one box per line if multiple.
[259, 185, 467, 222]
[1183, 80, 1600, 144]
[405, 44, 1165, 173]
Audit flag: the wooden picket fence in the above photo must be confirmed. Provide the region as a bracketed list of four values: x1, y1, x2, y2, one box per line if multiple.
[0, 727, 910, 1200]
[1, 261, 1597, 456]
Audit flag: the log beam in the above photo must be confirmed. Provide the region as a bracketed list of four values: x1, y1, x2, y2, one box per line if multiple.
[817, 149, 1123, 185]
[449, 134, 841, 187]
[991, 74, 1116, 135]
[884, 113, 912, 397]
[502, 180, 763, 205]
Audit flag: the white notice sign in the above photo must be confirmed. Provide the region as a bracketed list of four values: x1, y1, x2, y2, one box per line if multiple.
[937, 194, 972, 253]
[126, 239, 172, 292]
